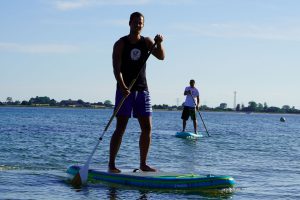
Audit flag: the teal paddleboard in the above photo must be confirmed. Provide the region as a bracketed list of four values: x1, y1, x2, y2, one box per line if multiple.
[175, 131, 203, 139]
[67, 165, 235, 191]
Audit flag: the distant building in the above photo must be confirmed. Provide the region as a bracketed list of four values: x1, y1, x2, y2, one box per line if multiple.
[219, 103, 227, 109]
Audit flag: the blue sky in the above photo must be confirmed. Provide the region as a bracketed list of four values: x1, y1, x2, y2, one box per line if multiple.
[1, 0, 299, 108]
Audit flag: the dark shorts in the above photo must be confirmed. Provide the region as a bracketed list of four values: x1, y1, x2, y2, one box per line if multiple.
[115, 89, 152, 118]
[181, 106, 196, 120]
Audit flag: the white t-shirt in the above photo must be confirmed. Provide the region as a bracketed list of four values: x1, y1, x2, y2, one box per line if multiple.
[183, 86, 199, 107]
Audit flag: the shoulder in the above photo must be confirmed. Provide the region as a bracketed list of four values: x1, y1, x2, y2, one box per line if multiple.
[113, 37, 125, 51]
[191, 87, 199, 92]
[115, 36, 127, 45]
[185, 86, 190, 90]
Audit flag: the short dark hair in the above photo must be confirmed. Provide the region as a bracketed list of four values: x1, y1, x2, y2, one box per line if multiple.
[190, 79, 195, 83]
[130, 12, 144, 23]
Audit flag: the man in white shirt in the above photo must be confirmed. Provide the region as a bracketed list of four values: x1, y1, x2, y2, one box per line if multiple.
[181, 79, 200, 134]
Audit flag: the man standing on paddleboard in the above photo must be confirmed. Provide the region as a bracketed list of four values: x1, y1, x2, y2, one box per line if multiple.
[109, 12, 165, 173]
[181, 79, 200, 134]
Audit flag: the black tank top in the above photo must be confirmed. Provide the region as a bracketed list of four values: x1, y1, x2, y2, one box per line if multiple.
[119, 36, 149, 91]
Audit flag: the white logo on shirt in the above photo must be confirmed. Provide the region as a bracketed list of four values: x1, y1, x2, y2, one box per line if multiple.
[130, 48, 141, 61]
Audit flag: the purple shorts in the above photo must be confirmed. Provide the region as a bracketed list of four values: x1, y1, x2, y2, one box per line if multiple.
[114, 89, 152, 118]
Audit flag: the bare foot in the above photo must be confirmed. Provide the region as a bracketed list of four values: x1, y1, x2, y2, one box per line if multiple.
[140, 165, 156, 172]
[108, 166, 121, 173]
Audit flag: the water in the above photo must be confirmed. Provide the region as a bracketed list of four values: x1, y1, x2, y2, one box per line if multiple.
[0, 107, 299, 199]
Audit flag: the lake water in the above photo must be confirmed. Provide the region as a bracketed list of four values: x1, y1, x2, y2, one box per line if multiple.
[0, 107, 299, 200]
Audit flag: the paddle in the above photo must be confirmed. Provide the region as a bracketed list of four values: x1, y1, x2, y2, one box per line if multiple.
[188, 92, 210, 137]
[71, 41, 157, 187]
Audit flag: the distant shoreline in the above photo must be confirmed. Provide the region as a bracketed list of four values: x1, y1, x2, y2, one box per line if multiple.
[0, 104, 110, 109]
[2, 96, 299, 114]
[1, 105, 299, 115]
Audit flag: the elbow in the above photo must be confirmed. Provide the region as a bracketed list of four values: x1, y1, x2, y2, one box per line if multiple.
[159, 54, 165, 60]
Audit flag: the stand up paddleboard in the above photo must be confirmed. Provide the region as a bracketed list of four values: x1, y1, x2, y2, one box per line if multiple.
[175, 131, 203, 139]
[67, 165, 235, 191]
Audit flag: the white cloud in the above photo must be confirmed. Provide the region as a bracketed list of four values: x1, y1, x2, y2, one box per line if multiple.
[171, 22, 300, 41]
[55, 0, 90, 11]
[0, 43, 79, 54]
[53, 0, 195, 11]
[54, 0, 151, 11]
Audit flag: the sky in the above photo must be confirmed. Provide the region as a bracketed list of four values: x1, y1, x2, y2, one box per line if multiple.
[1, 0, 300, 109]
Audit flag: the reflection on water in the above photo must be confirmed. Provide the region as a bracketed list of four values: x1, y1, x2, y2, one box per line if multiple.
[105, 185, 236, 200]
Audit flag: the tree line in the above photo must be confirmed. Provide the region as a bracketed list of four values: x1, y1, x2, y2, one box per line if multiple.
[234, 101, 300, 114]
[0, 96, 113, 108]
[1, 96, 299, 114]
[153, 101, 300, 114]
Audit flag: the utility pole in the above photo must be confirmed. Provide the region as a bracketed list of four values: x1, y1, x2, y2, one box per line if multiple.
[233, 91, 237, 110]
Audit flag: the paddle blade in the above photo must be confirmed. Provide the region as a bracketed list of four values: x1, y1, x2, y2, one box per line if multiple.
[71, 166, 88, 187]
[71, 172, 82, 187]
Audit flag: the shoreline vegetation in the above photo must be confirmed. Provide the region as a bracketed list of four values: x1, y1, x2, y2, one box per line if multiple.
[1, 96, 300, 114]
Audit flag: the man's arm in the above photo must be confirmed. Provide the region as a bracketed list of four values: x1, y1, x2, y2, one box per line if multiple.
[145, 35, 165, 60]
[112, 39, 130, 96]
[184, 90, 190, 96]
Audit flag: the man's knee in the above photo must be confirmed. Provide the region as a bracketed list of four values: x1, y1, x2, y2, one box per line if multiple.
[112, 129, 125, 138]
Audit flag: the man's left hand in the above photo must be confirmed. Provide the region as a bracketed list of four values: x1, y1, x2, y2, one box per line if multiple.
[154, 34, 163, 44]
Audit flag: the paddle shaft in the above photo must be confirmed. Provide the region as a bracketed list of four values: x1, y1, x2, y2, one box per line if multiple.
[189, 92, 210, 137]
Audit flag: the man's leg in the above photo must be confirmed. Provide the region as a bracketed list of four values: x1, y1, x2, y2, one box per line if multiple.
[181, 108, 189, 132]
[138, 116, 156, 172]
[108, 116, 129, 173]
[192, 109, 198, 134]
[193, 119, 198, 134]
[182, 119, 187, 132]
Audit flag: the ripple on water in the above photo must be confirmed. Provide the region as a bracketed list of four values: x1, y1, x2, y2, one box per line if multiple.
[1, 108, 300, 199]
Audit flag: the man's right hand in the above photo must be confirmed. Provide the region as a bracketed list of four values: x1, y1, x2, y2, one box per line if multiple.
[121, 87, 130, 97]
